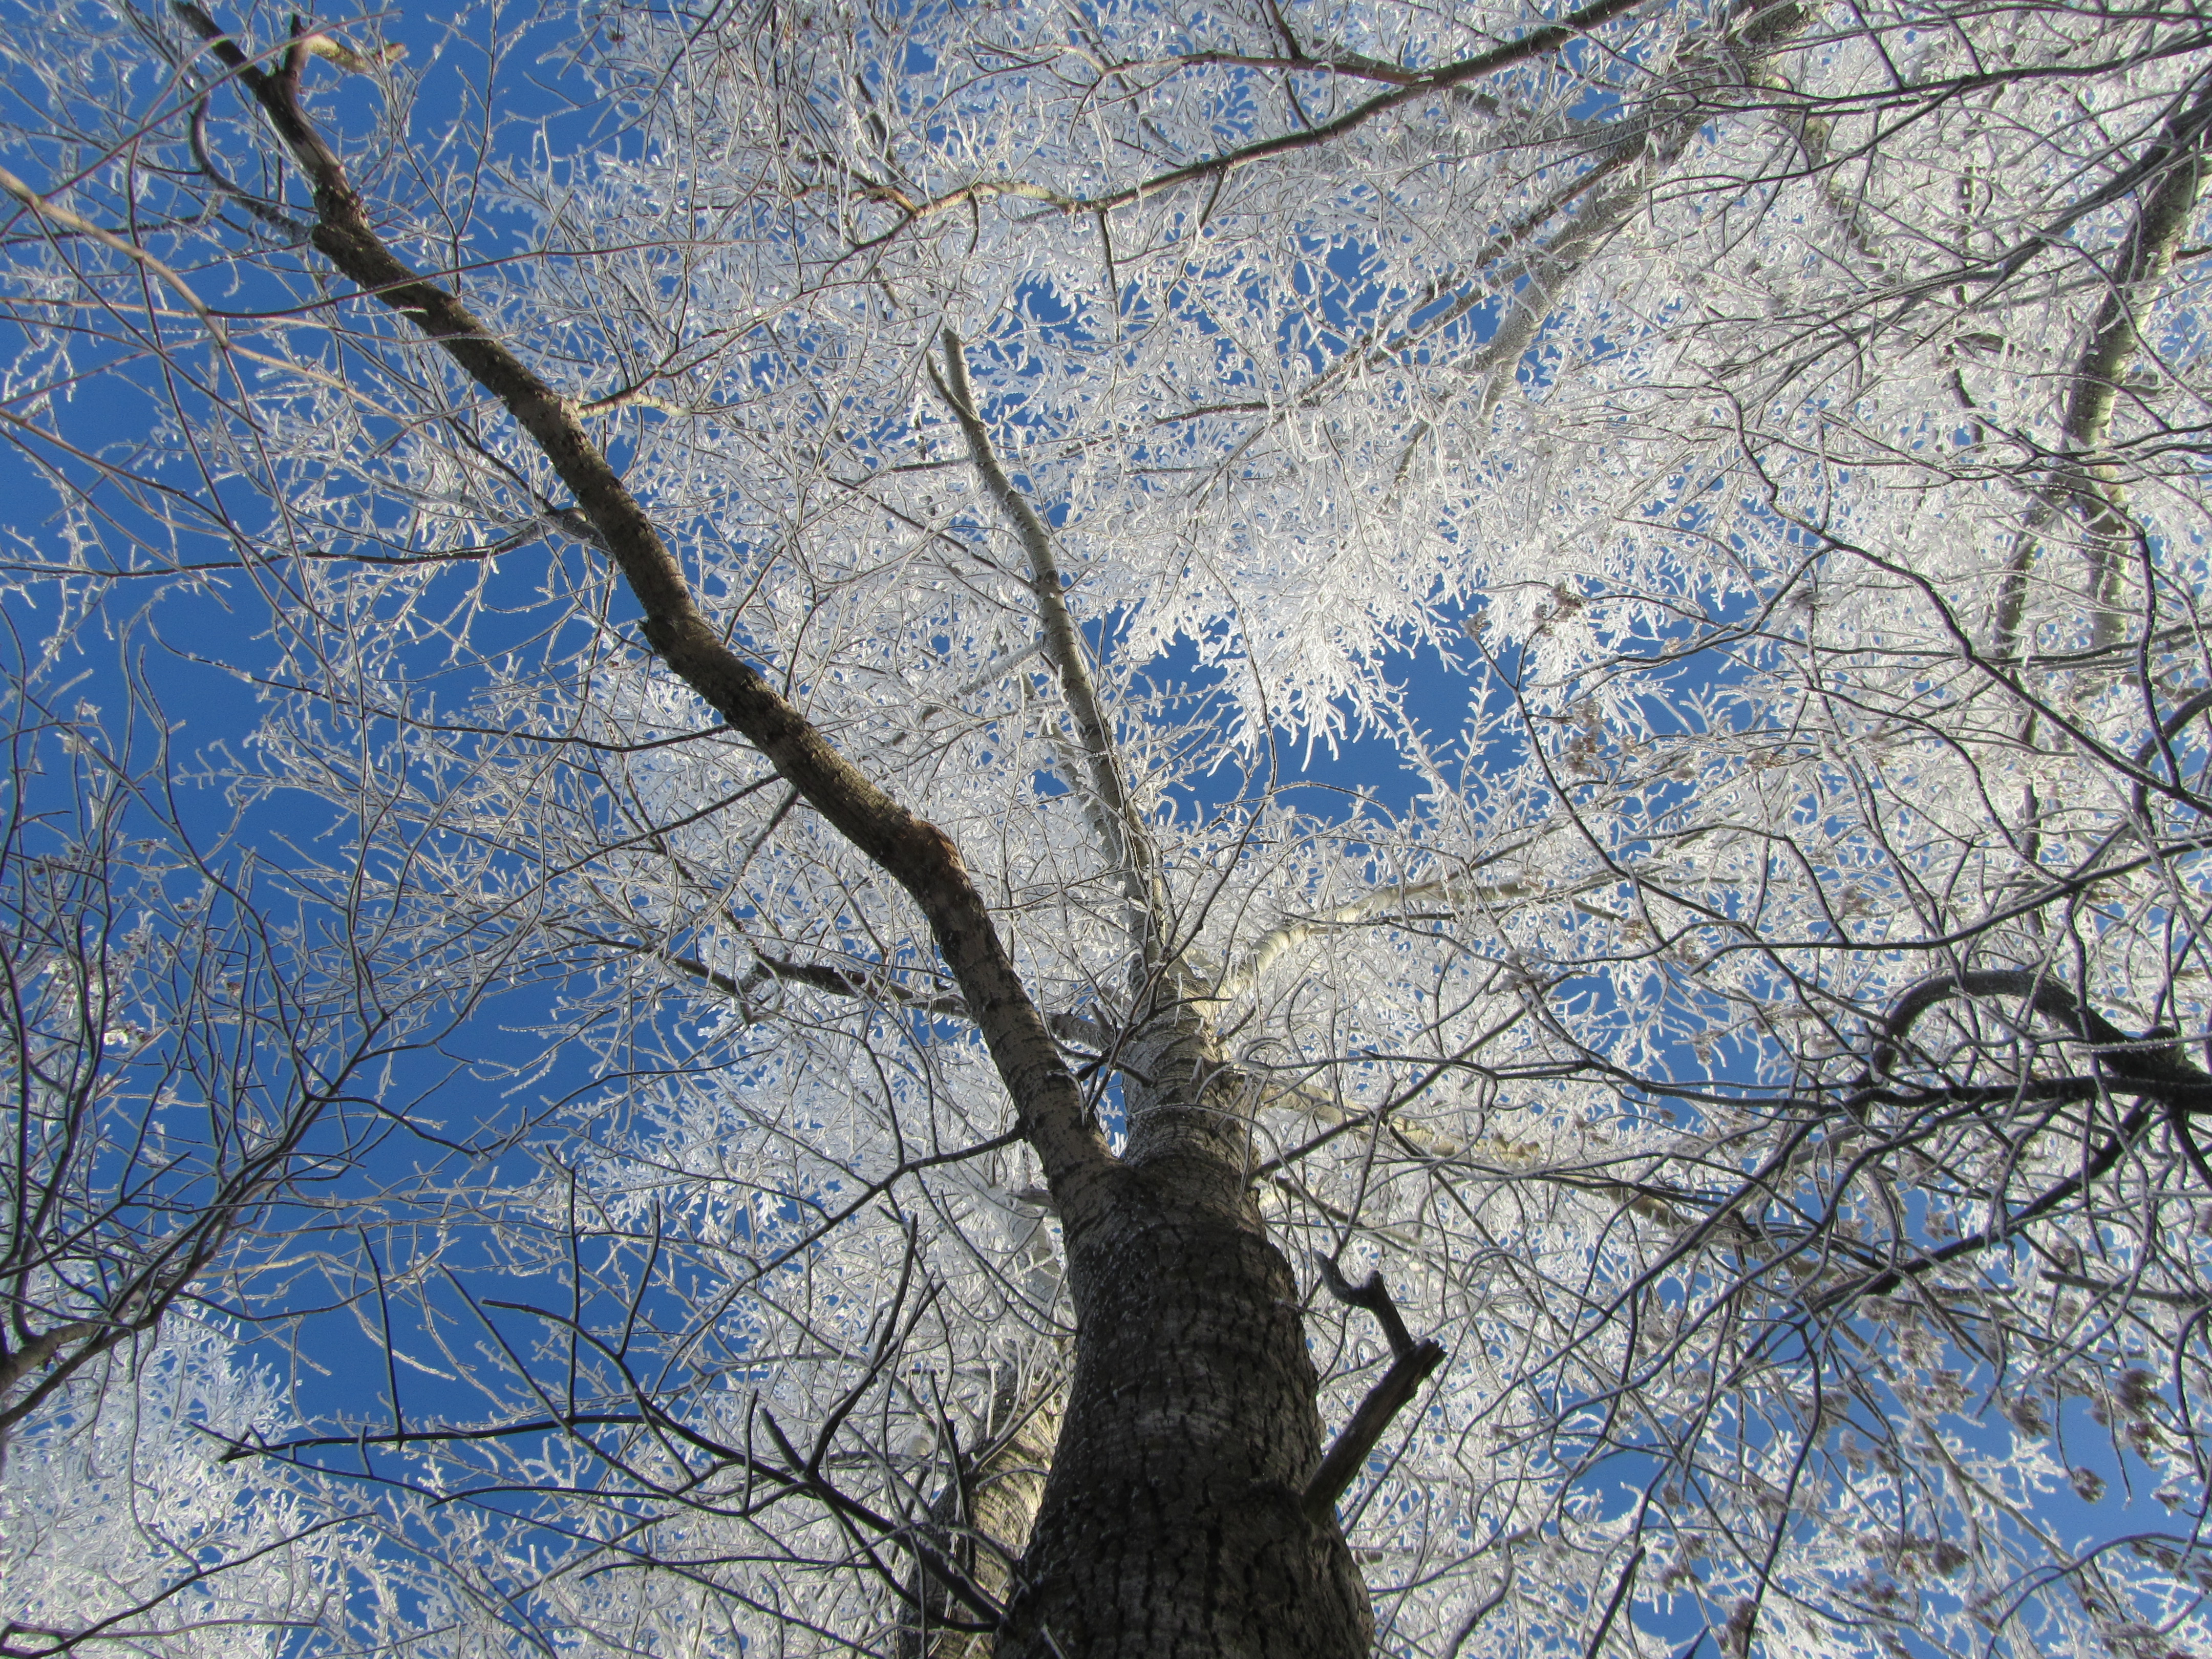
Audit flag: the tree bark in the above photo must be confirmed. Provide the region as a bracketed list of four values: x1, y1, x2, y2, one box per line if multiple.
[999, 1015, 1371, 1659]
[1005, 1162, 1370, 1658]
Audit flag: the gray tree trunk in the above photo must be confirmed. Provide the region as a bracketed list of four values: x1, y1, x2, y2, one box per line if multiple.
[999, 1015, 1371, 1659]
[180, 29, 1378, 1653]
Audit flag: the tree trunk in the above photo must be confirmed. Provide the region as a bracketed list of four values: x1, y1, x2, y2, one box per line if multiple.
[999, 1017, 1372, 1659]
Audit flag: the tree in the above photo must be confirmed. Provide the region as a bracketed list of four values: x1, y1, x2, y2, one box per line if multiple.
[0, 535, 529, 1659]
[4, 0, 2212, 1654]
[5, 1316, 378, 1659]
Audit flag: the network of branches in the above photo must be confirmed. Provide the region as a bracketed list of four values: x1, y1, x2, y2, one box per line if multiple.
[5, 0, 2212, 1655]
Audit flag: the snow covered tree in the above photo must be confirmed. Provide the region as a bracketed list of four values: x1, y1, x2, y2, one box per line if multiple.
[6, 1319, 368, 1659]
[0, 541, 519, 1658]
[6, 0, 2212, 1654]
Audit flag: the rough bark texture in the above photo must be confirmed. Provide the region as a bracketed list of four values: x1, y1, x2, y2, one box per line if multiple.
[933, 333, 1371, 1655]
[1004, 1163, 1371, 1659]
[995, 1013, 1371, 1659]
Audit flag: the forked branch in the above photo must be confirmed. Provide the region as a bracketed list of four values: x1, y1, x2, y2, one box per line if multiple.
[1302, 1254, 1445, 1524]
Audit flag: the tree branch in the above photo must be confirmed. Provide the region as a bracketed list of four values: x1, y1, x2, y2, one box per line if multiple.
[1989, 78, 2212, 656]
[1303, 1258, 1445, 1523]
[1804, 970, 2212, 1312]
[172, 4, 1118, 1220]
[869, 0, 1660, 226]
[930, 331, 1168, 973]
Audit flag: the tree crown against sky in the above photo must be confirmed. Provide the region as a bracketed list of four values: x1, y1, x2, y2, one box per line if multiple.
[5, 0, 2212, 1655]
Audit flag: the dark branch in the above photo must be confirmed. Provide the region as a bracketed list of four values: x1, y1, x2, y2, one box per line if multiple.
[1304, 1256, 1445, 1523]
[171, 1, 1118, 1222]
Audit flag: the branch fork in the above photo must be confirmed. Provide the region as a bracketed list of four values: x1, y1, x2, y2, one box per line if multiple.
[1301, 1254, 1444, 1525]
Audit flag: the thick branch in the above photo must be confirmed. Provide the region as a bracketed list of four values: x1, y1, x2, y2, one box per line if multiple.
[1869, 968, 2203, 1088]
[174, 5, 1116, 1216]
[1990, 80, 2211, 655]
[1303, 1259, 1443, 1523]
[1806, 970, 2212, 1311]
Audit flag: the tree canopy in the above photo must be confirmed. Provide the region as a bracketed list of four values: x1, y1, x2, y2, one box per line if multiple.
[6, 0, 2212, 1655]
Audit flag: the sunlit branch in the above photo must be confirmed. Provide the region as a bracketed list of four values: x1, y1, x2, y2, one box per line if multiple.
[857, 0, 1661, 230]
[930, 330, 1169, 974]
[0, 163, 229, 344]
[1988, 81, 2211, 657]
